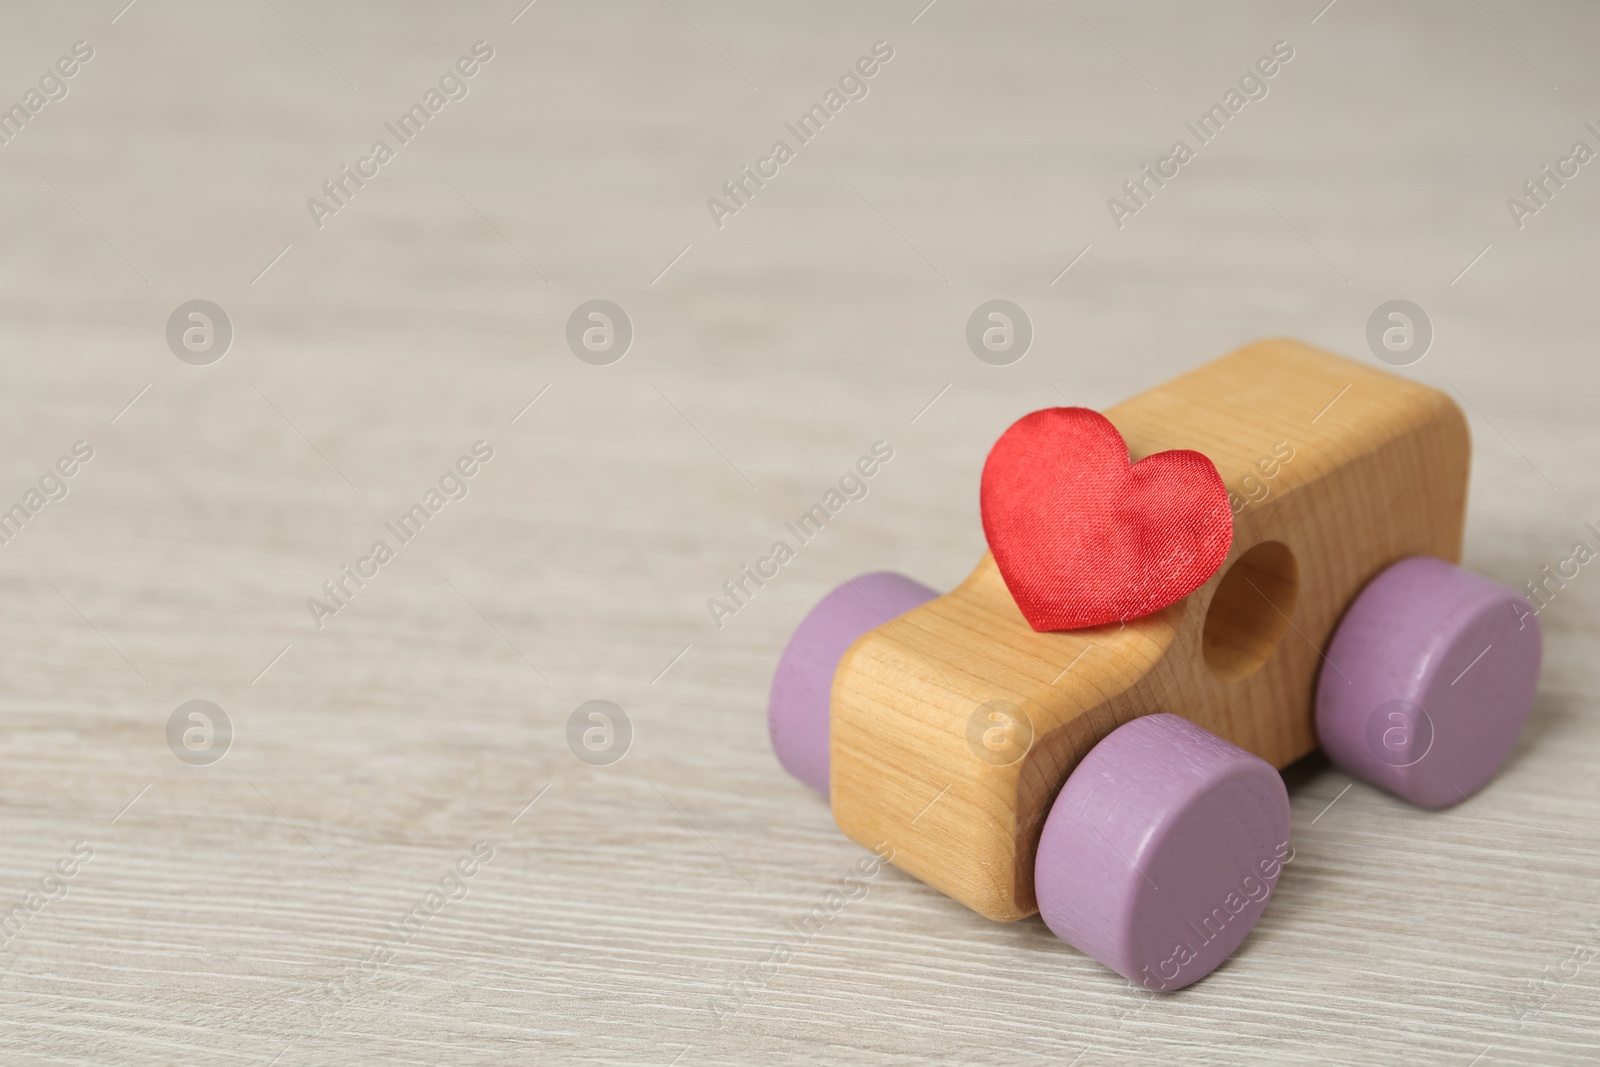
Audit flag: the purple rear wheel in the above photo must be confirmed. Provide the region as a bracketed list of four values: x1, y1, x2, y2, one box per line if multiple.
[767, 572, 939, 794]
[1315, 556, 1542, 808]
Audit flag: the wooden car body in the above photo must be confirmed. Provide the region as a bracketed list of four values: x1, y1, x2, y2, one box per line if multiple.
[829, 338, 1470, 921]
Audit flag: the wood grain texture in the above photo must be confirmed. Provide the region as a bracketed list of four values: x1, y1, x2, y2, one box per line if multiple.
[831, 339, 1470, 921]
[1, 2, 1598, 1065]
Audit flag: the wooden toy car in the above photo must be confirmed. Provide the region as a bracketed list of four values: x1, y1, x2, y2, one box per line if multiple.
[768, 338, 1542, 990]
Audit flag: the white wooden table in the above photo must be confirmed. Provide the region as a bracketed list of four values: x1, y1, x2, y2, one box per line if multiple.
[2, 2, 1597, 1063]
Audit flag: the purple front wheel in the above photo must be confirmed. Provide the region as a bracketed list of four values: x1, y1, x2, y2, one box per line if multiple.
[767, 572, 939, 794]
[1035, 714, 1292, 991]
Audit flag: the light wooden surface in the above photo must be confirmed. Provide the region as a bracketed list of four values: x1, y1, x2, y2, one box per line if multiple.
[832, 340, 1472, 922]
[1, 2, 1598, 1064]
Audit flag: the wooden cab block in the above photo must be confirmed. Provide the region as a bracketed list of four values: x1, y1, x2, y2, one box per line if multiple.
[829, 338, 1470, 922]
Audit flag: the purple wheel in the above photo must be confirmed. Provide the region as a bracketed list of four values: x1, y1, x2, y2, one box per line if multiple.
[768, 572, 939, 794]
[1316, 556, 1542, 809]
[1035, 714, 1291, 992]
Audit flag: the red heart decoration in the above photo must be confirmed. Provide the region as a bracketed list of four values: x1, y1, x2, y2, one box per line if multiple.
[980, 407, 1232, 631]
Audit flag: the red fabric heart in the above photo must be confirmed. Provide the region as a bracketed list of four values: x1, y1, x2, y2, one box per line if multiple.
[980, 407, 1232, 631]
